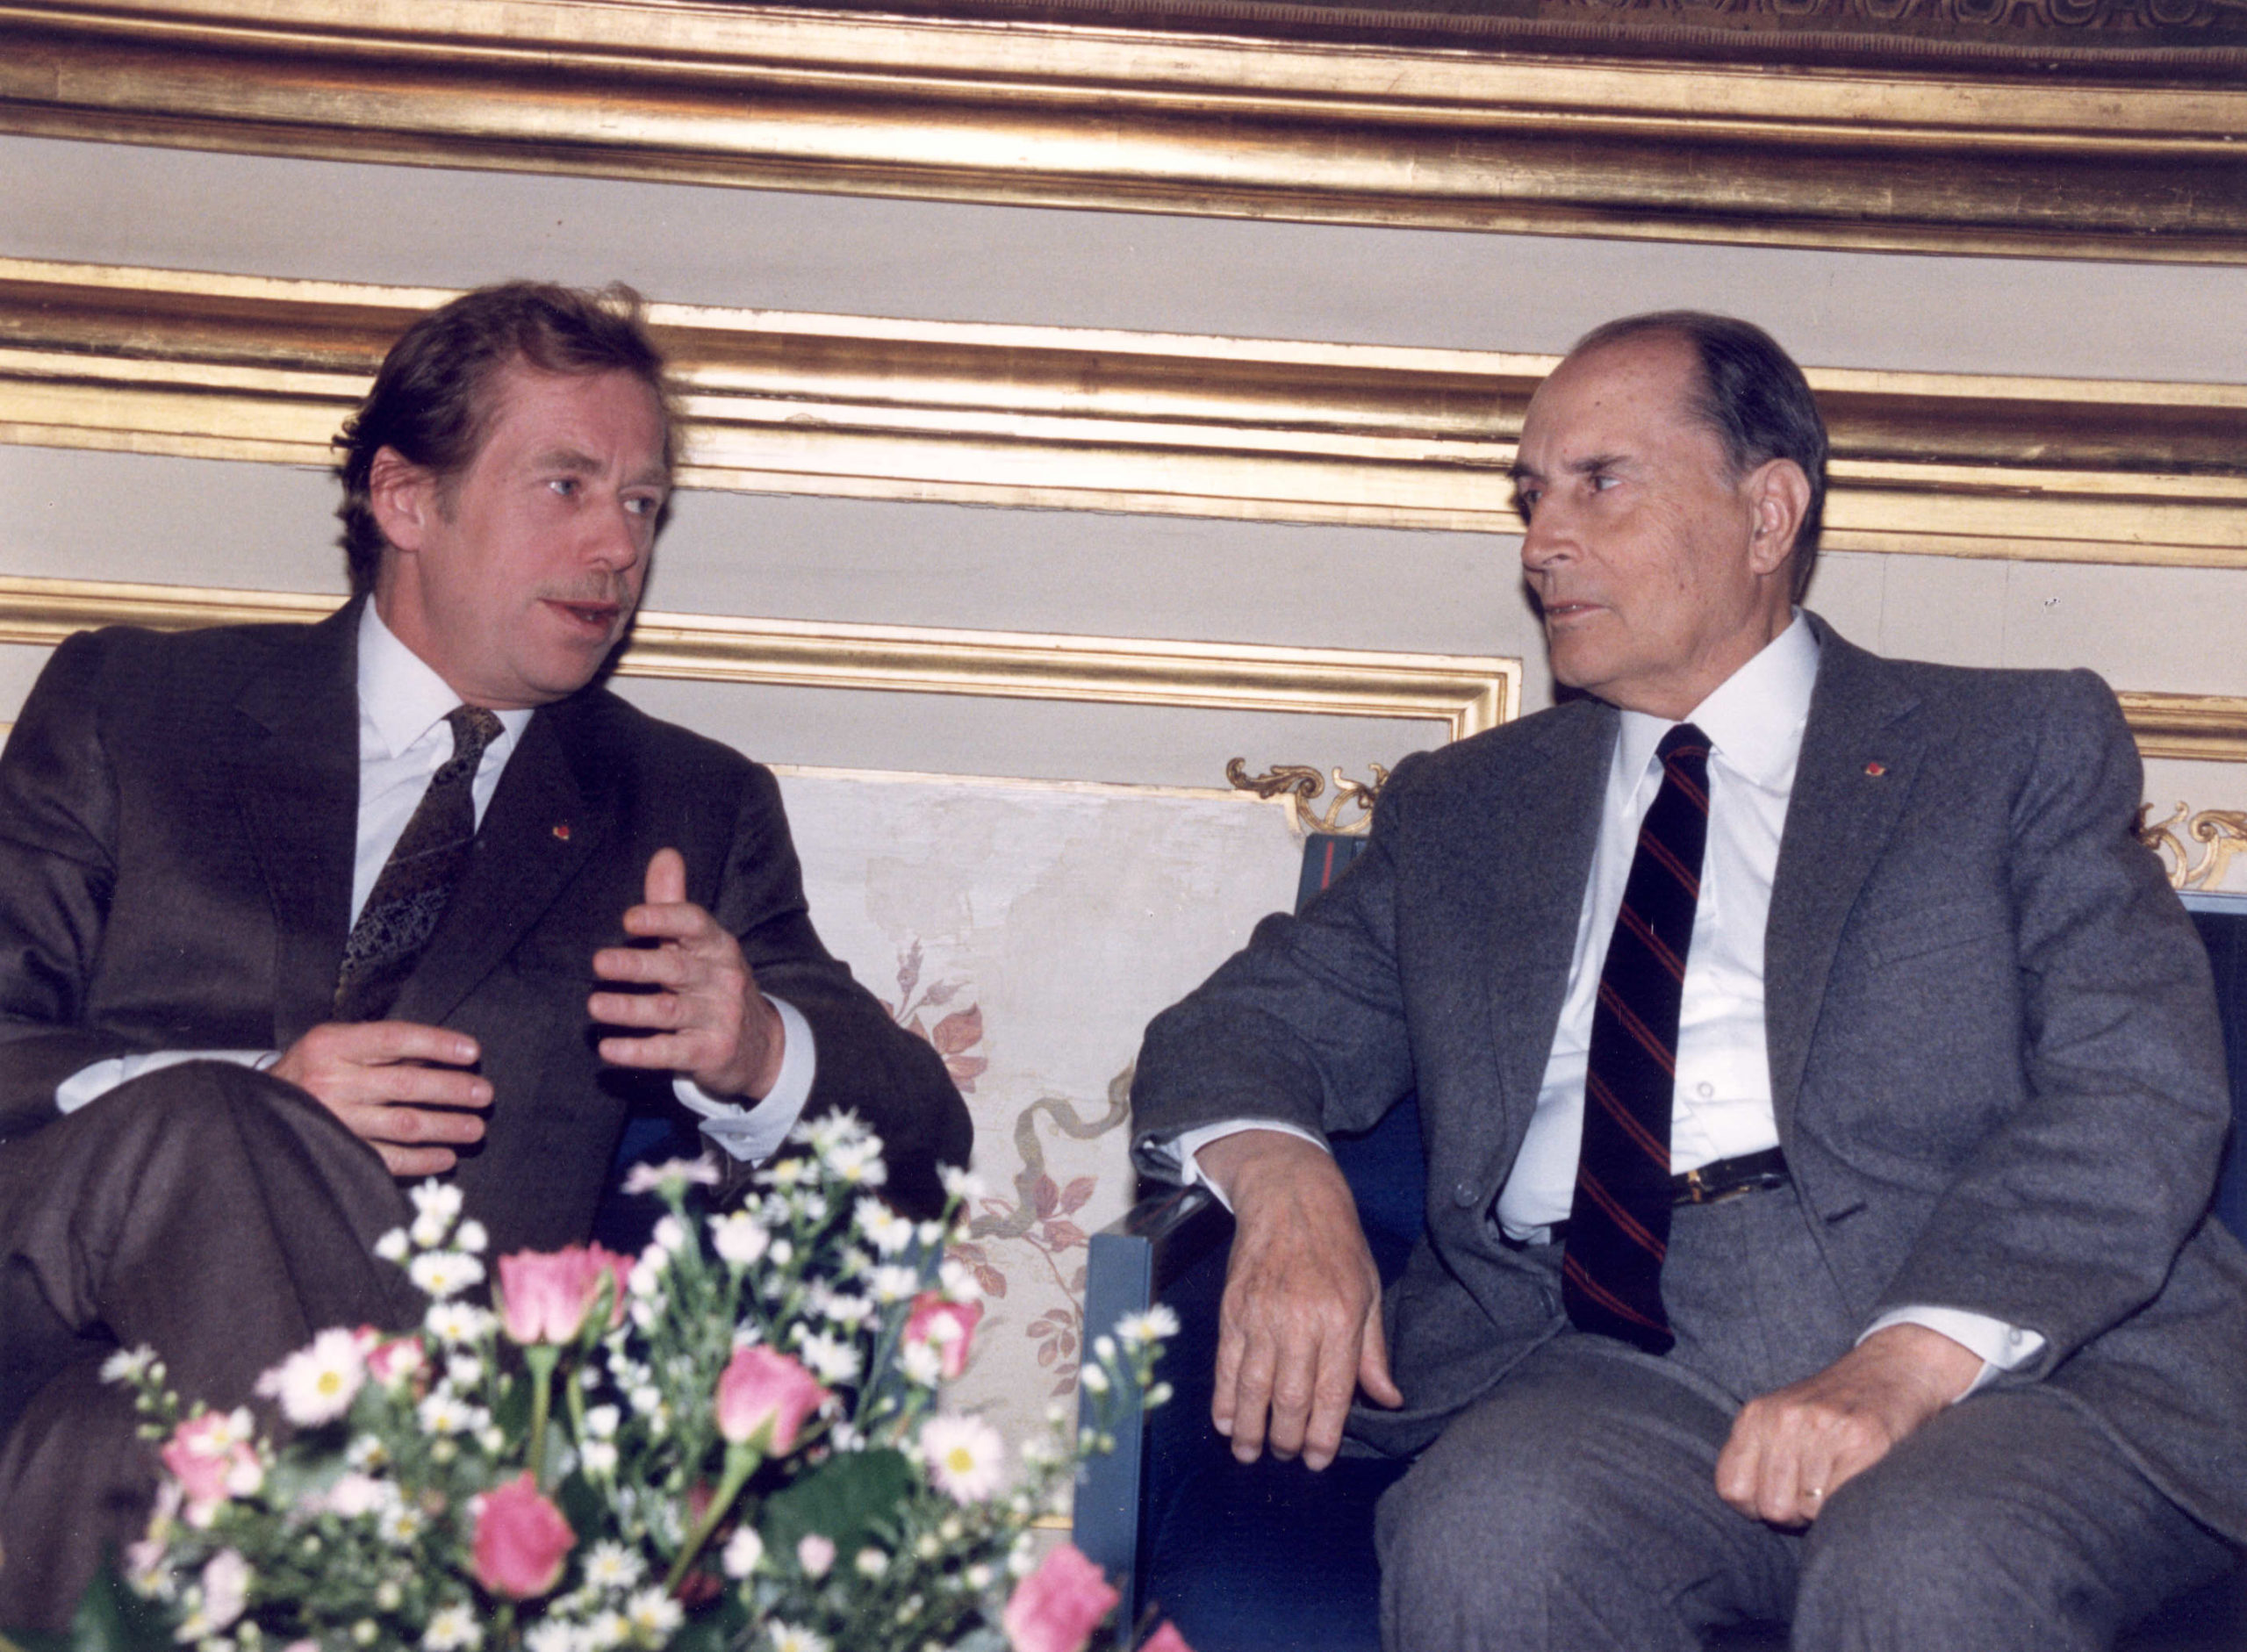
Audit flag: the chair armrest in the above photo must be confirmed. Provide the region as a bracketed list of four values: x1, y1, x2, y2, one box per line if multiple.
[1073, 1184, 1235, 1618]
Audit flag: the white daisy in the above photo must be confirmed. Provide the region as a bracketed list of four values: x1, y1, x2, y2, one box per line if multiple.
[584, 1405, 621, 1440]
[624, 1589, 681, 1644]
[721, 1526, 764, 1578]
[870, 1265, 923, 1305]
[416, 1392, 483, 1436]
[708, 1212, 769, 1269]
[374, 1229, 411, 1264]
[454, 1220, 489, 1255]
[899, 1343, 944, 1388]
[422, 1604, 481, 1651]
[100, 1345, 157, 1384]
[424, 1302, 492, 1345]
[620, 1157, 721, 1195]
[255, 1328, 365, 1427]
[580, 1440, 618, 1477]
[582, 1543, 644, 1593]
[408, 1251, 485, 1300]
[793, 1330, 862, 1386]
[918, 1415, 1005, 1505]
[767, 1624, 829, 1652]
[937, 1165, 984, 1203]
[857, 1201, 915, 1256]
[1114, 1305, 1181, 1348]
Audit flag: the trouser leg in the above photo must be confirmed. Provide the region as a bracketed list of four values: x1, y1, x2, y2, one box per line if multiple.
[1791, 1385, 2236, 1652]
[0, 1062, 417, 1632]
[1375, 1336, 1799, 1652]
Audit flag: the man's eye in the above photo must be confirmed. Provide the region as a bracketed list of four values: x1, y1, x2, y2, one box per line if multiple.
[624, 495, 664, 518]
[1513, 491, 1538, 520]
[549, 478, 578, 498]
[1590, 473, 1619, 492]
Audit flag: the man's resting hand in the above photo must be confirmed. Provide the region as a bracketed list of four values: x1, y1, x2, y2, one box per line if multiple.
[1715, 1321, 1983, 1526]
[1196, 1128, 1404, 1471]
[270, 1022, 491, 1177]
[589, 847, 786, 1101]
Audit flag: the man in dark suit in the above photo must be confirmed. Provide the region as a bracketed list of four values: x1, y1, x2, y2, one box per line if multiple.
[0, 282, 970, 1627]
[1131, 313, 2247, 1648]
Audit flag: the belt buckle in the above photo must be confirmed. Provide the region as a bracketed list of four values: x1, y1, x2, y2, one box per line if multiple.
[1682, 1165, 1711, 1204]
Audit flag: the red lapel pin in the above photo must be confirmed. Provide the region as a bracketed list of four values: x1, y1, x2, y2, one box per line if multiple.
[1863, 761, 1887, 778]
[552, 822, 572, 841]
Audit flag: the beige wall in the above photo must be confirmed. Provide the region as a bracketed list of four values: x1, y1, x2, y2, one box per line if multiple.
[4, 129, 2245, 813]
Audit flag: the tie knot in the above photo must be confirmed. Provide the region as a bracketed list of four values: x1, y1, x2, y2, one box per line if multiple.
[445, 705, 504, 766]
[1657, 722, 1710, 772]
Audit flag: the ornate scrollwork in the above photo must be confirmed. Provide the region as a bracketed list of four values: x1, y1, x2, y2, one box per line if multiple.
[1226, 758, 1390, 836]
[2136, 802, 2247, 892]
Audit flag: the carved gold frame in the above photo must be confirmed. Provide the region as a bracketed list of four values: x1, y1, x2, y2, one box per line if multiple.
[6, 261, 2243, 568]
[0, 1, 2241, 263]
[0, 576, 1519, 739]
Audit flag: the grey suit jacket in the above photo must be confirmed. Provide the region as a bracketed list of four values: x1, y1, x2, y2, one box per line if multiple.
[1132, 619, 2247, 1542]
[0, 600, 972, 1241]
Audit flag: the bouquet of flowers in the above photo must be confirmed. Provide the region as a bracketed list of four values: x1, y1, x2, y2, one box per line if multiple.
[68, 1113, 1180, 1652]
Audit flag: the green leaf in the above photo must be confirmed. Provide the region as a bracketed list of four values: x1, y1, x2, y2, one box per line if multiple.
[665, 1590, 747, 1652]
[757, 1449, 914, 1560]
[44, 1562, 174, 1652]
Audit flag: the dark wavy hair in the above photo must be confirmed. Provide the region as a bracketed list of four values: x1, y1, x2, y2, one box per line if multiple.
[334, 282, 678, 595]
[1569, 311, 1828, 601]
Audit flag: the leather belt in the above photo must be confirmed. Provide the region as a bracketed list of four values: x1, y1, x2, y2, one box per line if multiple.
[1534, 1148, 1790, 1247]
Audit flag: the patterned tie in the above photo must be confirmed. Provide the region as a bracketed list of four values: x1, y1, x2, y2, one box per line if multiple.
[1562, 722, 1712, 1355]
[334, 705, 504, 1024]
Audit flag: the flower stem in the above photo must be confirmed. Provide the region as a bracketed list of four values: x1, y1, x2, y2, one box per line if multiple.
[524, 1346, 559, 1489]
[663, 1440, 760, 1596]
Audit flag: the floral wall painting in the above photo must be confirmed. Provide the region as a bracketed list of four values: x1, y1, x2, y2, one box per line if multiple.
[775, 769, 1303, 1456]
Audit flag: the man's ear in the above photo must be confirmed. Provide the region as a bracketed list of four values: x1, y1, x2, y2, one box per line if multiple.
[1744, 459, 1812, 578]
[367, 447, 437, 556]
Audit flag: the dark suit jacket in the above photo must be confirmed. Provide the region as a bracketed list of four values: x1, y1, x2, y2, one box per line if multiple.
[1132, 619, 2247, 1543]
[0, 600, 971, 1245]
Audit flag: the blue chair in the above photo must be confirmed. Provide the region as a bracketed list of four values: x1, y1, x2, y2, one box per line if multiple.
[1077, 874, 2247, 1651]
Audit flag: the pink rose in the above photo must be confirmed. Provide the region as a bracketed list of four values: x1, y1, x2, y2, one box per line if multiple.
[904, 1291, 983, 1381]
[160, 1410, 262, 1522]
[495, 1245, 633, 1345]
[1140, 1624, 1195, 1652]
[714, 1346, 828, 1454]
[470, 1472, 574, 1599]
[1002, 1543, 1120, 1652]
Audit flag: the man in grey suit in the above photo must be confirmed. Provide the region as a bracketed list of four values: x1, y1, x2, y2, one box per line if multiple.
[1130, 312, 2247, 1648]
[0, 282, 969, 1627]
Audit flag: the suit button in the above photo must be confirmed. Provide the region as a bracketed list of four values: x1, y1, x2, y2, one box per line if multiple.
[1453, 1181, 1478, 1208]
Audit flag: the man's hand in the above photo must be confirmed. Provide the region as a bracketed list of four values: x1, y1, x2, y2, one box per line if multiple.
[1715, 1322, 1984, 1526]
[1197, 1129, 1404, 1470]
[590, 847, 785, 1100]
[270, 1022, 491, 1177]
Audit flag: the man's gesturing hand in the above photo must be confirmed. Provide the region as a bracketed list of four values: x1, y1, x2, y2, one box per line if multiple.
[270, 1022, 491, 1177]
[1715, 1322, 1984, 1526]
[1196, 1129, 1404, 1471]
[590, 847, 786, 1100]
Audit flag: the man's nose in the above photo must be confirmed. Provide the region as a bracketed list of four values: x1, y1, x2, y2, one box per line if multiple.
[1519, 507, 1571, 574]
[586, 497, 647, 569]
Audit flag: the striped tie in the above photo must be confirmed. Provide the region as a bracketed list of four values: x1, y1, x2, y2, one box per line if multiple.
[334, 705, 503, 1024]
[1562, 722, 1712, 1355]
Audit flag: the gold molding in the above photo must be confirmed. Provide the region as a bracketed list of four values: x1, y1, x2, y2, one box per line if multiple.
[0, 2, 2243, 262]
[2137, 804, 2247, 892]
[5, 261, 2245, 567]
[1224, 758, 1387, 837]
[2117, 693, 2247, 764]
[0, 577, 1518, 740]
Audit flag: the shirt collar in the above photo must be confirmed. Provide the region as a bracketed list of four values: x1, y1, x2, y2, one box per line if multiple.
[1613, 610, 1820, 799]
[357, 601, 535, 759]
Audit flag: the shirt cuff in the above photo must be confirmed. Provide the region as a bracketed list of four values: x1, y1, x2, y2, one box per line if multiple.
[1145, 1118, 1329, 1212]
[671, 995, 816, 1163]
[55, 1048, 278, 1116]
[1859, 1305, 2047, 1397]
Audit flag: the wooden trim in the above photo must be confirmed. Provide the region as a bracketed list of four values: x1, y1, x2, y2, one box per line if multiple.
[2119, 693, 2247, 764]
[5, 260, 2244, 568]
[0, 1, 2240, 262]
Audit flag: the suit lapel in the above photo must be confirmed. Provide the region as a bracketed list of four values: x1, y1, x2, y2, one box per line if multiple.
[227, 602, 361, 1048]
[387, 705, 604, 1029]
[1764, 623, 1925, 1135]
[1485, 700, 1614, 1135]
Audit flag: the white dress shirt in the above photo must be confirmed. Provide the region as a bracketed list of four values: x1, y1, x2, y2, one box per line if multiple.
[56, 603, 814, 1163]
[1167, 614, 2041, 1384]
